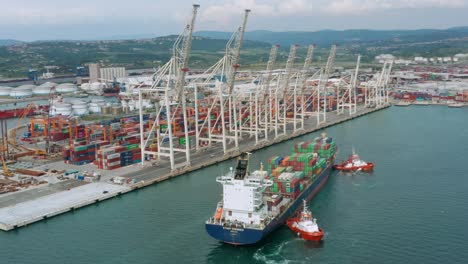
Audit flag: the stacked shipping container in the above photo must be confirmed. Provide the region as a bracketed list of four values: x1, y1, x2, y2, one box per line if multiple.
[266, 136, 335, 199]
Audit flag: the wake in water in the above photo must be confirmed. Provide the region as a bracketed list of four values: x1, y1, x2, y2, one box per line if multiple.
[253, 237, 324, 264]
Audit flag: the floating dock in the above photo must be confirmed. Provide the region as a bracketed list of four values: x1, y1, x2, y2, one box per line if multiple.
[0, 105, 390, 231]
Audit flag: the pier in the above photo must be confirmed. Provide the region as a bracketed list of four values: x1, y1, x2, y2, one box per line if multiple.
[0, 104, 389, 231]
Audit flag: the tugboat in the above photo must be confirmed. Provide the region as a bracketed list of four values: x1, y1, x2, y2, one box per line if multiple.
[286, 200, 324, 242]
[333, 150, 374, 172]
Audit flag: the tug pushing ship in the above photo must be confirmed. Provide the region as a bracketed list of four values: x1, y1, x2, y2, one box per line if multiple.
[286, 200, 324, 242]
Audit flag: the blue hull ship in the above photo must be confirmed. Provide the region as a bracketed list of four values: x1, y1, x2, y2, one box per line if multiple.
[205, 147, 335, 245]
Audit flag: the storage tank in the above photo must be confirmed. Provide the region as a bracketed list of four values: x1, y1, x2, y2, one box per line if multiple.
[38, 82, 56, 89]
[33, 85, 52, 95]
[100, 105, 111, 114]
[111, 105, 122, 115]
[52, 103, 72, 116]
[56, 83, 78, 93]
[89, 99, 106, 113]
[88, 103, 101, 113]
[0, 86, 12, 96]
[10, 85, 34, 98]
[72, 101, 88, 116]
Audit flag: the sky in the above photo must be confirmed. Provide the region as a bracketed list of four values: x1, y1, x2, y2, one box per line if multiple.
[1, 0, 468, 41]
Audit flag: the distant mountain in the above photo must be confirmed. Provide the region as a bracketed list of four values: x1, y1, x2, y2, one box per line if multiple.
[0, 39, 23, 46]
[195, 27, 468, 47]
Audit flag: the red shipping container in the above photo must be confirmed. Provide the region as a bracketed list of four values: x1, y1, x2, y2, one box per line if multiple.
[107, 165, 121, 170]
[131, 148, 141, 154]
[108, 157, 122, 163]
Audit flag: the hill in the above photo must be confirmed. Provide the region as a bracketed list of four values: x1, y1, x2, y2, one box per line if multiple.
[0, 39, 23, 46]
[195, 27, 468, 47]
[0, 36, 271, 78]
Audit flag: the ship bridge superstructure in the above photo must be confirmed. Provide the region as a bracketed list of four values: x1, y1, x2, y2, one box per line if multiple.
[215, 159, 272, 227]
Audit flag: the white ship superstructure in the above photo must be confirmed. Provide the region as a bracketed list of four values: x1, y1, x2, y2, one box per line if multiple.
[215, 154, 272, 227]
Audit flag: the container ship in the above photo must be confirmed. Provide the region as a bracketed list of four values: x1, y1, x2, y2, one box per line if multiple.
[205, 133, 336, 245]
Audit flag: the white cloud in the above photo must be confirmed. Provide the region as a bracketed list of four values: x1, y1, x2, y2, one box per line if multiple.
[199, 0, 313, 25]
[278, 0, 314, 15]
[0, 6, 100, 25]
[325, 0, 467, 14]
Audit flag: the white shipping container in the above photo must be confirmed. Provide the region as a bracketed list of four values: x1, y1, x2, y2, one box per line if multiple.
[106, 153, 121, 159]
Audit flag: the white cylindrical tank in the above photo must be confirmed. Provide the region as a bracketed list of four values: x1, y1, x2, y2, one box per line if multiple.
[53, 103, 72, 116]
[88, 103, 101, 113]
[89, 98, 106, 113]
[56, 83, 78, 93]
[72, 101, 88, 116]
[33, 86, 52, 95]
[38, 82, 56, 89]
[0, 86, 12, 96]
[10, 85, 34, 98]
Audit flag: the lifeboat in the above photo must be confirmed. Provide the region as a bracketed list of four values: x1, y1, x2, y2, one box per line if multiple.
[333, 151, 374, 172]
[286, 200, 324, 242]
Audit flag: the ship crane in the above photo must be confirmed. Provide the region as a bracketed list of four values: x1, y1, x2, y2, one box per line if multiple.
[138, 4, 199, 170]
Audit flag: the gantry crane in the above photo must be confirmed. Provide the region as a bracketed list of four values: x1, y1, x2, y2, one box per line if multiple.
[138, 4, 199, 170]
[189, 9, 250, 154]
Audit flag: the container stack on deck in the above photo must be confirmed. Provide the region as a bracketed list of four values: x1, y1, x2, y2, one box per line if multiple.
[266, 137, 335, 199]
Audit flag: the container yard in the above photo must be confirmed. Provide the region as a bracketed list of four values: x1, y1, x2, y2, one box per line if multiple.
[0, 5, 397, 231]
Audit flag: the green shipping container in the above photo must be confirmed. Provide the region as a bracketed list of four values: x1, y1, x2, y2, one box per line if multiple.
[179, 137, 192, 145]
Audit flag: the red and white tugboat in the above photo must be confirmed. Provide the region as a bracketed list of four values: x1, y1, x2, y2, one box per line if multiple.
[333, 150, 374, 172]
[286, 200, 324, 242]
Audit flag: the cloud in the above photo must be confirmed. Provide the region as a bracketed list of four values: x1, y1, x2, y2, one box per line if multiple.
[325, 0, 467, 14]
[0, 6, 101, 25]
[199, 0, 313, 25]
